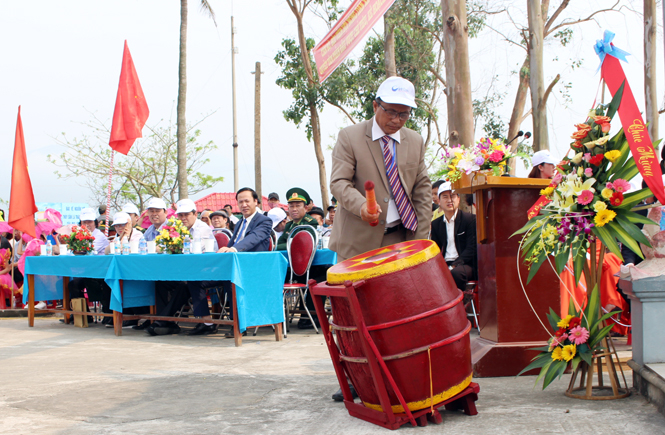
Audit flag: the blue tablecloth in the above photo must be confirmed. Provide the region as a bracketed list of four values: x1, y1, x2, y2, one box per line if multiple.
[25, 252, 289, 332]
[280, 249, 338, 266]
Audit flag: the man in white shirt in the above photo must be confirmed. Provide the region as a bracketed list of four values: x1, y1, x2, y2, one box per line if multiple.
[122, 203, 141, 230]
[430, 182, 477, 290]
[267, 207, 287, 240]
[79, 208, 109, 255]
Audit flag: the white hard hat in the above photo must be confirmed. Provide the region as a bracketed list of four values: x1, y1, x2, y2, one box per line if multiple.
[112, 212, 130, 225]
[79, 208, 97, 222]
[145, 197, 167, 210]
[267, 207, 287, 229]
[376, 76, 417, 108]
[175, 199, 197, 214]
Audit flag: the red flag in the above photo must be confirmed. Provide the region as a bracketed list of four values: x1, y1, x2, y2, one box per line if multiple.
[8, 106, 38, 238]
[109, 40, 149, 155]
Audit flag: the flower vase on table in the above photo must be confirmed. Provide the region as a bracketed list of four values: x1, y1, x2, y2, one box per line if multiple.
[155, 217, 190, 255]
[60, 226, 94, 256]
[513, 90, 658, 399]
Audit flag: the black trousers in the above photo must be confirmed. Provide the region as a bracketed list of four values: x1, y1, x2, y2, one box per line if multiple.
[69, 278, 111, 313]
[186, 281, 231, 318]
[446, 262, 473, 291]
[154, 281, 190, 324]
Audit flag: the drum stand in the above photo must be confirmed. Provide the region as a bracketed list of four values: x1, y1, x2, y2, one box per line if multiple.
[311, 279, 480, 430]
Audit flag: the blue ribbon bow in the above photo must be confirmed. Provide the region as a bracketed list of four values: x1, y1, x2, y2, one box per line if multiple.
[594, 30, 630, 71]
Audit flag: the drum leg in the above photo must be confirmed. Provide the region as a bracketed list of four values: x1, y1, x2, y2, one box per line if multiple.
[427, 409, 443, 425]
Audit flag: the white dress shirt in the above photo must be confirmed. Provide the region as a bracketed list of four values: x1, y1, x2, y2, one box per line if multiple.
[443, 209, 459, 262]
[189, 219, 214, 240]
[371, 117, 401, 227]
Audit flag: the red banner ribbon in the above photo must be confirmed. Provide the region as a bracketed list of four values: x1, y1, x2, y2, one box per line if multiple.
[601, 54, 665, 204]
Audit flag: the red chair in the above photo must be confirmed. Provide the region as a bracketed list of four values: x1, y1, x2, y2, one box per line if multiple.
[283, 226, 318, 337]
[214, 232, 230, 248]
[464, 280, 479, 329]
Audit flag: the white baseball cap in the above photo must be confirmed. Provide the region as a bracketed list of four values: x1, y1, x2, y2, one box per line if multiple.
[437, 182, 455, 197]
[79, 208, 97, 222]
[112, 212, 131, 225]
[376, 76, 417, 108]
[145, 197, 167, 210]
[532, 150, 558, 167]
[122, 203, 140, 215]
[267, 207, 287, 229]
[175, 199, 197, 214]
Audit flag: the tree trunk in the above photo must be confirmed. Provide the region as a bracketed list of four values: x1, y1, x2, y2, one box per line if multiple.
[644, 0, 658, 142]
[294, 10, 330, 211]
[384, 13, 396, 77]
[527, 0, 548, 151]
[176, 0, 189, 199]
[441, 0, 474, 147]
[507, 57, 530, 175]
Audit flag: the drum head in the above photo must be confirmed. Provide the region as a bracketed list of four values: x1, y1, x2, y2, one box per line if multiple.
[327, 239, 440, 285]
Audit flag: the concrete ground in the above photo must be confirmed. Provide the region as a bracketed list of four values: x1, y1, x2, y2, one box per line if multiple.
[1, 317, 664, 435]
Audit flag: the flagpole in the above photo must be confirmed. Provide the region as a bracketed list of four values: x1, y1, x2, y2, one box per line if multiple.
[105, 150, 115, 237]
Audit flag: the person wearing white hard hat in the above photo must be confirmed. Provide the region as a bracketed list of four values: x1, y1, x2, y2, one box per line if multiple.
[79, 208, 109, 256]
[175, 199, 214, 240]
[267, 207, 287, 240]
[122, 203, 141, 229]
[104, 212, 142, 255]
[528, 150, 558, 179]
[329, 76, 432, 263]
[430, 182, 477, 292]
[143, 197, 169, 242]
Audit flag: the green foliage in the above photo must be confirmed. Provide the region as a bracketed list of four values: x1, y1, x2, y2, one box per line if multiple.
[49, 116, 222, 209]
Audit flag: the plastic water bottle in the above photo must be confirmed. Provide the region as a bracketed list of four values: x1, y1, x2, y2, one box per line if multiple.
[45, 240, 53, 256]
[183, 235, 191, 254]
[139, 236, 147, 255]
[122, 238, 130, 255]
[115, 238, 122, 255]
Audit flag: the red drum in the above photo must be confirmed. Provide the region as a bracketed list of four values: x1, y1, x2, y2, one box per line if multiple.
[325, 240, 472, 413]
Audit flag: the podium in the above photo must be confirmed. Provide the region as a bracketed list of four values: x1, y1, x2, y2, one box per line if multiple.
[454, 174, 560, 377]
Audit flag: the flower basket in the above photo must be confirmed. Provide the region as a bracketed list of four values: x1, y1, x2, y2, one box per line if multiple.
[440, 137, 522, 185]
[513, 87, 657, 399]
[155, 217, 190, 255]
[60, 226, 95, 255]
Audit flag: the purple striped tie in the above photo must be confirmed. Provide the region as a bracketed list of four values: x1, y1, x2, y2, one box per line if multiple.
[381, 135, 417, 231]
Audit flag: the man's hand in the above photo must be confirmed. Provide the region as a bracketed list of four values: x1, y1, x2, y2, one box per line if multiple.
[217, 247, 237, 253]
[360, 202, 382, 223]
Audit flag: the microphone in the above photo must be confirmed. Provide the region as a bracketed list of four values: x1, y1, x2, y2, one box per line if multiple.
[364, 180, 379, 227]
[524, 131, 532, 139]
[506, 130, 524, 145]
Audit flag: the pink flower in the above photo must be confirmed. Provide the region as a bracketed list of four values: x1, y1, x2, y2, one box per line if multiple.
[170, 231, 179, 238]
[577, 190, 594, 206]
[568, 326, 589, 345]
[584, 168, 593, 177]
[488, 150, 504, 163]
[549, 333, 568, 350]
[552, 173, 563, 184]
[605, 182, 614, 190]
[612, 179, 630, 193]
[583, 153, 591, 162]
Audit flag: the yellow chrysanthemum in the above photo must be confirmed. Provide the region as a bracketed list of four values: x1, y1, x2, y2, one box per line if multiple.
[605, 150, 621, 163]
[557, 314, 573, 329]
[594, 209, 617, 227]
[562, 344, 577, 362]
[540, 187, 555, 198]
[601, 188, 614, 200]
[593, 201, 607, 212]
[551, 346, 564, 361]
[160, 229, 169, 237]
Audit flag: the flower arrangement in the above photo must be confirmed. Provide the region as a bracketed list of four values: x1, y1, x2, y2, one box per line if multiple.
[513, 84, 658, 390]
[154, 217, 190, 254]
[60, 226, 95, 254]
[439, 137, 524, 182]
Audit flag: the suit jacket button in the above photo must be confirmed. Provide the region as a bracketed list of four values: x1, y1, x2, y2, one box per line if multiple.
[383, 197, 389, 203]
[380, 220, 385, 225]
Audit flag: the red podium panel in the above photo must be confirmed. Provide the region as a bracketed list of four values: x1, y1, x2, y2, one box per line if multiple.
[456, 177, 560, 377]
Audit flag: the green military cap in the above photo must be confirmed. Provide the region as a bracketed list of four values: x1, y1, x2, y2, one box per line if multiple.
[286, 187, 311, 204]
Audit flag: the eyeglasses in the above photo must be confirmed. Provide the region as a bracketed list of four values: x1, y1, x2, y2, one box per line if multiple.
[377, 101, 411, 121]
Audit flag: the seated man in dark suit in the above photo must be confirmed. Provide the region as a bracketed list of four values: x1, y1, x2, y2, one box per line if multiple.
[430, 182, 477, 290]
[187, 187, 273, 337]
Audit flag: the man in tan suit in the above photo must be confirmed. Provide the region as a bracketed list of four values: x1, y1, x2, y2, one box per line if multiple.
[329, 76, 432, 262]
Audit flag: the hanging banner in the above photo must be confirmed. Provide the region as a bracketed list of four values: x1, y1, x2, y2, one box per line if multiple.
[313, 0, 396, 83]
[596, 31, 665, 204]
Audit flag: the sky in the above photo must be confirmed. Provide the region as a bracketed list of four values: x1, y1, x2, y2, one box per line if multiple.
[0, 0, 662, 213]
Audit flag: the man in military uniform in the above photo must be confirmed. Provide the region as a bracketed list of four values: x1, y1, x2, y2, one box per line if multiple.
[276, 187, 318, 251]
